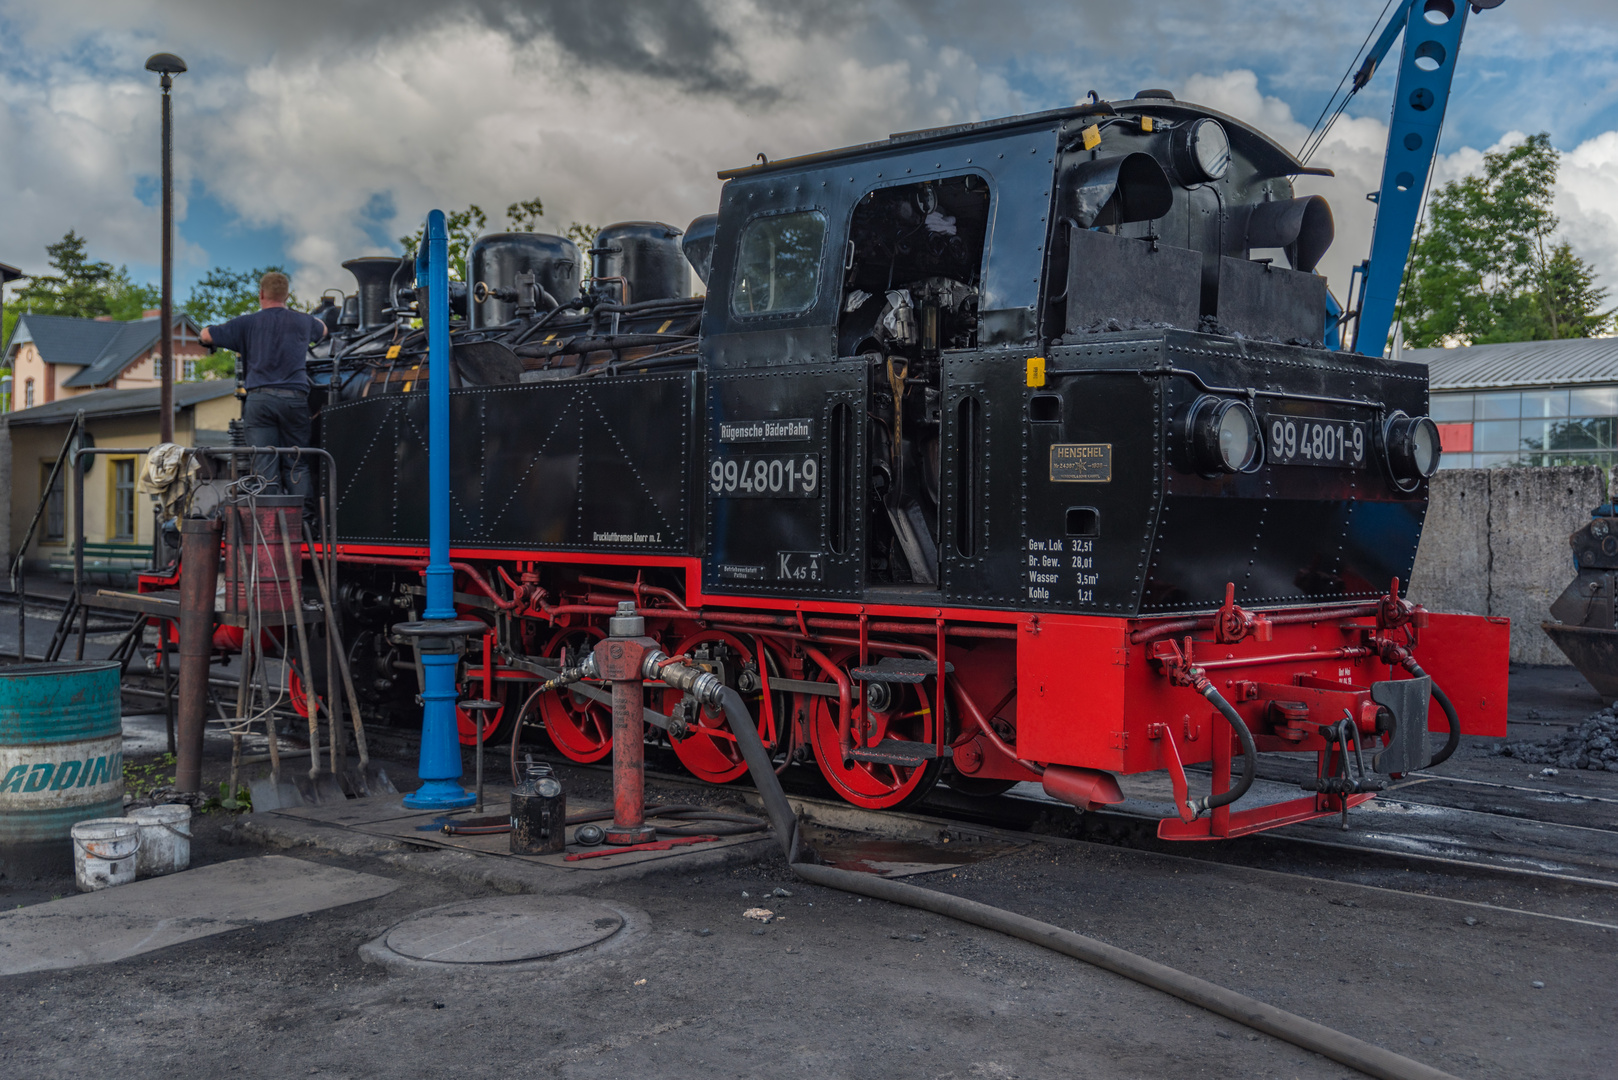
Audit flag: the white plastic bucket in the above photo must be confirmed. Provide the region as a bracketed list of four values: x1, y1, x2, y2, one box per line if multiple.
[129, 804, 191, 877]
[71, 816, 141, 891]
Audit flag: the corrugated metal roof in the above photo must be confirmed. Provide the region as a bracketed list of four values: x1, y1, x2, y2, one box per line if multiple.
[1408, 337, 1618, 391]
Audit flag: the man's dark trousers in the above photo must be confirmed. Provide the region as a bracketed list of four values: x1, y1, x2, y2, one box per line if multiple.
[243, 388, 313, 506]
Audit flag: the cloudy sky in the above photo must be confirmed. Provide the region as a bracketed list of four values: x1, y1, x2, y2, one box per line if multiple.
[1, 0, 1615, 312]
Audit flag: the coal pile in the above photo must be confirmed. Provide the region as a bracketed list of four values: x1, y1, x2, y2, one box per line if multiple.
[1496, 707, 1618, 770]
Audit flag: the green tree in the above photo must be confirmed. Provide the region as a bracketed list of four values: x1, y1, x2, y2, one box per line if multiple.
[183, 265, 295, 325]
[398, 205, 488, 282]
[397, 199, 597, 282]
[506, 198, 545, 232]
[1536, 241, 1612, 340]
[11, 230, 158, 321]
[1400, 134, 1612, 346]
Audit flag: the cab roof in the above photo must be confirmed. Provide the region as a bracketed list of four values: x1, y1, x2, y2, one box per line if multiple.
[717, 95, 1328, 182]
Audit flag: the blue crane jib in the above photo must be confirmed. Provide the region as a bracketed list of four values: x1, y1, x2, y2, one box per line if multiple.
[1349, 0, 1505, 357]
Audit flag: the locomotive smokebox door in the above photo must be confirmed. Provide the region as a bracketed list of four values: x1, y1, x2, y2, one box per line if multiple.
[1370, 677, 1431, 775]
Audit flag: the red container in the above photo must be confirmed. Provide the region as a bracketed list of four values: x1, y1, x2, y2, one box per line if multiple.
[224, 495, 303, 618]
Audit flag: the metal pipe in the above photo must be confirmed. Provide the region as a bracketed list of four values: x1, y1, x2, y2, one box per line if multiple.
[1129, 603, 1381, 645]
[173, 521, 220, 792]
[157, 69, 175, 443]
[401, 209, 473, 811]
[606, 668, 652, 843]
[1196, 645, 1372, 671]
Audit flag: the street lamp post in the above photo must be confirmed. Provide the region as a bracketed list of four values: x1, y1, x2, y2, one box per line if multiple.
[144, 52, 186, 444]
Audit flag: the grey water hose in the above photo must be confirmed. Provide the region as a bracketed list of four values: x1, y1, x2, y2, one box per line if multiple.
[713, 685, 1463, 1080]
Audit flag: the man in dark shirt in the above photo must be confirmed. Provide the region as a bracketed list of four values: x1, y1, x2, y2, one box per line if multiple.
[201, 271, 327, 506]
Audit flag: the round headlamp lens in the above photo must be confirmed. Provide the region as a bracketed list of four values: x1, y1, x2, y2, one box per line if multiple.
[1411, 417, 1440, 476]
[1190, 119, 1231, 181]
[1383, 412, 1442, 483]
[1218, 403, 1257, 471]
[1186, 396, 1263, 475]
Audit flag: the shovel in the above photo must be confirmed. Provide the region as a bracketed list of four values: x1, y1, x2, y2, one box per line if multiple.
[301, 520, 396, 800]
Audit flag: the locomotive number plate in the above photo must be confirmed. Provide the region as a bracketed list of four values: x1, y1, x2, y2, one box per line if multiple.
[1265, 416, 1366, 468]
[709, 454, 820, 497]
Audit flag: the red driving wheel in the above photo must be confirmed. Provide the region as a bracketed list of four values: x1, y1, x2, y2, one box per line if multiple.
[537, 626, 612, 763]
[288, 663, 320, 719]
[807, 650, 943, 809]
[658, 630, 788, 784]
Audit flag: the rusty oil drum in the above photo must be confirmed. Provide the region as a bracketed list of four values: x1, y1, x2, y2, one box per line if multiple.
[0, 661, 124, 871]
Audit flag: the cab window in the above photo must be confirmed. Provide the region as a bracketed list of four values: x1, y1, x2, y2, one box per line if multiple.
[730, 210, 827, 317]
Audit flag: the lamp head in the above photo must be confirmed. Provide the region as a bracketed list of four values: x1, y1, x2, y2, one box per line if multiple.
[144, 53, 187, 76]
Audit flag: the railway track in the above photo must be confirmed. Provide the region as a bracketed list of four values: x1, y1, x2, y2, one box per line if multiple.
[101, 650, 1618, 935]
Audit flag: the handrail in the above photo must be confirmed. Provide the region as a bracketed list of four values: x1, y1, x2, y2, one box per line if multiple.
[8, 410, 81, 589]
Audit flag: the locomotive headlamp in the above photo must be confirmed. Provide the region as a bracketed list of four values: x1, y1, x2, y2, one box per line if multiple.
[1383, 412, 1442, 484]
[1174, 118, 1231, 183]
[1187, 396, 1263, 475]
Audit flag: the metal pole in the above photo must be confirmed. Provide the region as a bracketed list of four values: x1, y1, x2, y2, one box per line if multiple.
[72, 444, 84, 628]
[402, 209, 473, 811]
[175, 517, 220, 792]
[158, 72, 175, 444]
[162, 618, 175, 755]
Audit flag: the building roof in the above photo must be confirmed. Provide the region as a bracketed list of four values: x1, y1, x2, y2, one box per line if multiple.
[0, 261, 23, 284]
[3, 380, 237, 427]
[3, 312, 203, 388]
[1410, 336, 1618, 391]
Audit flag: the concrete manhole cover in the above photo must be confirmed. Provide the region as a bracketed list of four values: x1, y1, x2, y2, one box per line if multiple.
[383, 895, 629, 964]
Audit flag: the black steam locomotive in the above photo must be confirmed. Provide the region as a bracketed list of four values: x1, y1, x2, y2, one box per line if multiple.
[295, 92, 1500, 830]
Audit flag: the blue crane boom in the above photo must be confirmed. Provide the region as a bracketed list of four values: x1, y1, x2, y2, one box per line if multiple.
[1346, 0, 1504, 356]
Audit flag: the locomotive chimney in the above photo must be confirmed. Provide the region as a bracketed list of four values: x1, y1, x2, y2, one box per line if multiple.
[343, 256, 411, 329]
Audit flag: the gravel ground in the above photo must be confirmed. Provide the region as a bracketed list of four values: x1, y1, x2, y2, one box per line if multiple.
[2, 662, 1615, 1078]
[3, 737, 1615, 1080]
[1495, 705, 1618, 769]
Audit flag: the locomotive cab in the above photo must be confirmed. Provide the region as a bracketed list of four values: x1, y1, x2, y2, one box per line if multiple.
[699, 94, 1436, 619]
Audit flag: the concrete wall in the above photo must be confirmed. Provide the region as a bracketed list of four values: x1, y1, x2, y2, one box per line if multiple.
[1408, 466, 1605, 665]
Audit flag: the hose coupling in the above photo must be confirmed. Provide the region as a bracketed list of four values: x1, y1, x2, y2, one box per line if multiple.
[642, 649, 725, 707]
[542, 650, 598, 691]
